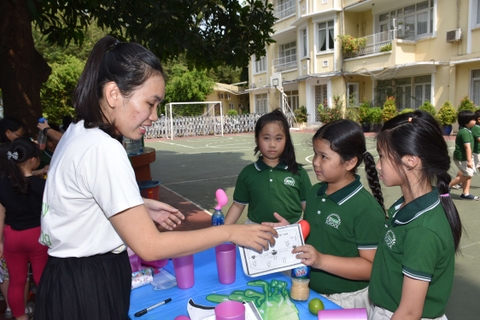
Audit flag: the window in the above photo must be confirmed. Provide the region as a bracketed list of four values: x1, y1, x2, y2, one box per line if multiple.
[414, 75, 431, 108]
[274, 41, 297, 72]
[229, 103, 234, 110]
[375, 75, 431, 109]
[255, 94, 268, 114]
[318, 20, 334, 52]
[301, 28, 308, 58]
[275, 0, 295, 20]
[227, 94, 231, 100]
[347, 83, 359, 107]
[218, 93, 224, 99]
[472, 70, 480, 106]
[476, 0, 480, 25]
[379, 1, 434, 40]
[254, 56, 266, 73]
[285, 90, 299, 110]
[395, 78, 412, 110]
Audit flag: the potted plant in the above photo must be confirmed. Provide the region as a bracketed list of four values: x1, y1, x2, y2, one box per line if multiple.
[358, 99, 372, 132]
[436, 101, 457, 135]
[318, 103, 342, 124]
[419, 101, 436, 117]
[337, 34, 367, 58]
[369, 107, 383, 132]
[294, 106, 308, 128]
[457, 96, 476, 113]
[399, 108, 415, 115]
[382, 96, 397, 123]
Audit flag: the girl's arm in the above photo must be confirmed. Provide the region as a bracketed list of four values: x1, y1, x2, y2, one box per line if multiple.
[110, 204, 277, 261]
[391, 276, 428, 320]
[224, 202, 246, 225]
[464, 143, 473, 168]
[292, 245, 376, 280]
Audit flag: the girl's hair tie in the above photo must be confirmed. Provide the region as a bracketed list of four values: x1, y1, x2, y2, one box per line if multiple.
[7, 151, 18, 160]
[440, 193, 450, 197]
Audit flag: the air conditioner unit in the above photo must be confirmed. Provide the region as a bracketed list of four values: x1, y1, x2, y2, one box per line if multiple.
[446, 28, 462, 43]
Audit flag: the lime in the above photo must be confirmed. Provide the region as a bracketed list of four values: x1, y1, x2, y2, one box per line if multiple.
[308, 297, 325, 315]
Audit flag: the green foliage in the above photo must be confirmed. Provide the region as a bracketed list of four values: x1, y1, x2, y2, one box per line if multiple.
[162, 64, 215, 116]
[208, 64, 242, 84]
[419, 101, 436, 116]
[379, 43, 392, 52]
[382, 96, 397, 123]
[399, 108, 415, 115]
[337, 34, 367, 56]
[228, 109, 239, 116]
[40, 55, 83, 124]
[318, 104, 343, 124]
[345, 106, 359, 122]
[436, 101, 457, 126]
[457, 96, 476, 113]
[369, 107, 383, 124]
[294, 106, 308, 123]
[358, 99, 372, 124]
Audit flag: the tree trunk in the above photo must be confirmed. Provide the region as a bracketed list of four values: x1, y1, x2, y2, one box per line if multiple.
[0, 0, 51, 137]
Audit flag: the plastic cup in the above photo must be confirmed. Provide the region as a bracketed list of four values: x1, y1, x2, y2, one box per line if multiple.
[214, 301, 245, 320]
[127, 248, 142, 272]
[318, 308, 367, 320]
[215, 243, 237, 284]
[172, 255, 194, 289]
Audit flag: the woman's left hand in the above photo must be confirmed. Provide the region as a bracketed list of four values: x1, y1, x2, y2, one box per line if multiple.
[143, 198, 185, 230]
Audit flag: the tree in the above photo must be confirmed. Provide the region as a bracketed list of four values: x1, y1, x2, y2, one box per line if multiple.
[0, 0, 275, 136]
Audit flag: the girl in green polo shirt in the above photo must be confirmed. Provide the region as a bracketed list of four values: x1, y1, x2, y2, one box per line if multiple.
[369, 111, 462, 319]
[224, 109, 312, 225]
[288, 119, 386, 310]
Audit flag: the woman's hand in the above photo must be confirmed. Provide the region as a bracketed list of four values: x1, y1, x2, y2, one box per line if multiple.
[143, 198, 184, 230]
[261, 212, 290, 228]
[292, 244, 321, 268]
[229, 224, 278, 253]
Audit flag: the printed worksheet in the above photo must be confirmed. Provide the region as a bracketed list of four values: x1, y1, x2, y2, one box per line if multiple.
[239, 224, 305, 277]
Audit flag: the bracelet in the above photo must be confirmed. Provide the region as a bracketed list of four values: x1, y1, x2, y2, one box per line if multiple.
[43, 127, 51, 135]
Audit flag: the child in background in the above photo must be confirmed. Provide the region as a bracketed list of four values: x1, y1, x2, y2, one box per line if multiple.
[224, 109, 312, 225]
[449, 110, 478, 200]
[0, 138, 49, 320]
[369, 111, 462, 319]
[472, 110, 480, 172]
[285, 120, 385, 310]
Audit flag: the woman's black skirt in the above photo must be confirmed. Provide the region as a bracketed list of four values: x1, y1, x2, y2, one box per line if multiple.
[34, 250, 131, 320]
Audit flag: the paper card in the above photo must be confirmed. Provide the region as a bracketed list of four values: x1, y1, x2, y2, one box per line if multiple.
[188, 300, 262, 320]
[239, 224, 305, 277]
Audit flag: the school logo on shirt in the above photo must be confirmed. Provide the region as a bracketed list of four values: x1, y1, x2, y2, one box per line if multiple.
[385, 230, 396, 249]
[325, 214, 341, 229]
[284, 177, 295, 186]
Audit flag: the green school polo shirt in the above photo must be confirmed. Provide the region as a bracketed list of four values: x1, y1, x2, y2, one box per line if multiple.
[453, 127, 473, 161]
[471, 124, 480, 154]
[370, 189, 455, 318]
[304, 175, 386, 294]
[233, 158, 312, 223]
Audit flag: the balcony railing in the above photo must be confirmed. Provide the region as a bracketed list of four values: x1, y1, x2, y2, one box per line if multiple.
[273, 55, 297, 73]
[274, 0, 296, 20]
[344, 30, 393, 59]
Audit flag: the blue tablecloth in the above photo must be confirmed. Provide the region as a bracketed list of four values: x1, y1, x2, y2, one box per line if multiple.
[129, 247, 342, 320]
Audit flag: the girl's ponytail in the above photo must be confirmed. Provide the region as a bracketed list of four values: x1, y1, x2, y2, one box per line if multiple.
[437, 172, 462, 251]
[364, 151, 386, 215]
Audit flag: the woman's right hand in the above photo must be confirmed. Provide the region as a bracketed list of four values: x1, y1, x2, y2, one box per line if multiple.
[229, 224, 278, 253]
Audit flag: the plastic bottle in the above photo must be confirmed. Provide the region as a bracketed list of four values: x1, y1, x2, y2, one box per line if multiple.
[211, 208, 225, 226]
[290, 265, 310, 301]
[123, 137, 143, 156]
[37, 117, 47, 150]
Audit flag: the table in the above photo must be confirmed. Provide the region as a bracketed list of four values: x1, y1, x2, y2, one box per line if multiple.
[129, 247, 342, 320]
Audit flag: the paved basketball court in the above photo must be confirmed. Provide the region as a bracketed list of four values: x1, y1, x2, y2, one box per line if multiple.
[146, 130, 480, 319]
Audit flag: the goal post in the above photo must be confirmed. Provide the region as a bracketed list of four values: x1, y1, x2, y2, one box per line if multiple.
[166, 101, 223, 140]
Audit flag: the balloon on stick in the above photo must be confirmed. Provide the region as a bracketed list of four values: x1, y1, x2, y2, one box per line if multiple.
[215, 189, 228, 210]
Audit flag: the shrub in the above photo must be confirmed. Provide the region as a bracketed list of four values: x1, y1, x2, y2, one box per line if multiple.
[294, 106, 308, 123]
[382, 96, 397, 123]
[346, 106, 359, 122]
[436, 101, 457, 126]
[337, 34, 367, 56]
[227, 109, 238, 116]
[380, 43, 392, 52]
[358, 99, 372, 124]
[369, 107, 383, 124]
[419, 101, 436, 117]
[457, 96, 476, 113]
[318, 104, 343, 124]
[399, 108, 415, 115]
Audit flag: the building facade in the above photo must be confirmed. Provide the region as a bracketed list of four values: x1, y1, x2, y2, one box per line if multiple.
[247, 0, 480, 124]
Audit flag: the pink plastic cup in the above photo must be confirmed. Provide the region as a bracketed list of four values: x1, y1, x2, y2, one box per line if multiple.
[318, 308, 367, 319]
[215, 243, 237, 284]
[172, 255, 194, 289]
[127, 248, 142, 272]
[215, 301, 245, 320]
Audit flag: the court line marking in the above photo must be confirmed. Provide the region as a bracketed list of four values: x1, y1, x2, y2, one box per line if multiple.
[163, 175, 239, 186]
[161, 185, 211, 215]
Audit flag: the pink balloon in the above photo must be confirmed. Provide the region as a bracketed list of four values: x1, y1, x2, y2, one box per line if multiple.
[215, 189, 229, 210]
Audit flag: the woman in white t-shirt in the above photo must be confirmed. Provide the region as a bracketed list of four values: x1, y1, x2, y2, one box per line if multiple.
[34, 35, 277, 320]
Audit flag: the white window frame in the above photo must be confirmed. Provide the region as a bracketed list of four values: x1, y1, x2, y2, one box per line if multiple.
[255, 93, 268, 114]
[300, 28, 308, 58]
[472, 69, 480, 106]
[317, 20, 335, 53]
[285, 90, 299, 110]
[475, 0, 480, 26]
[228, 103, 234, 110]
[275, 0, 295, 20]
[254, 55, 266, 74]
